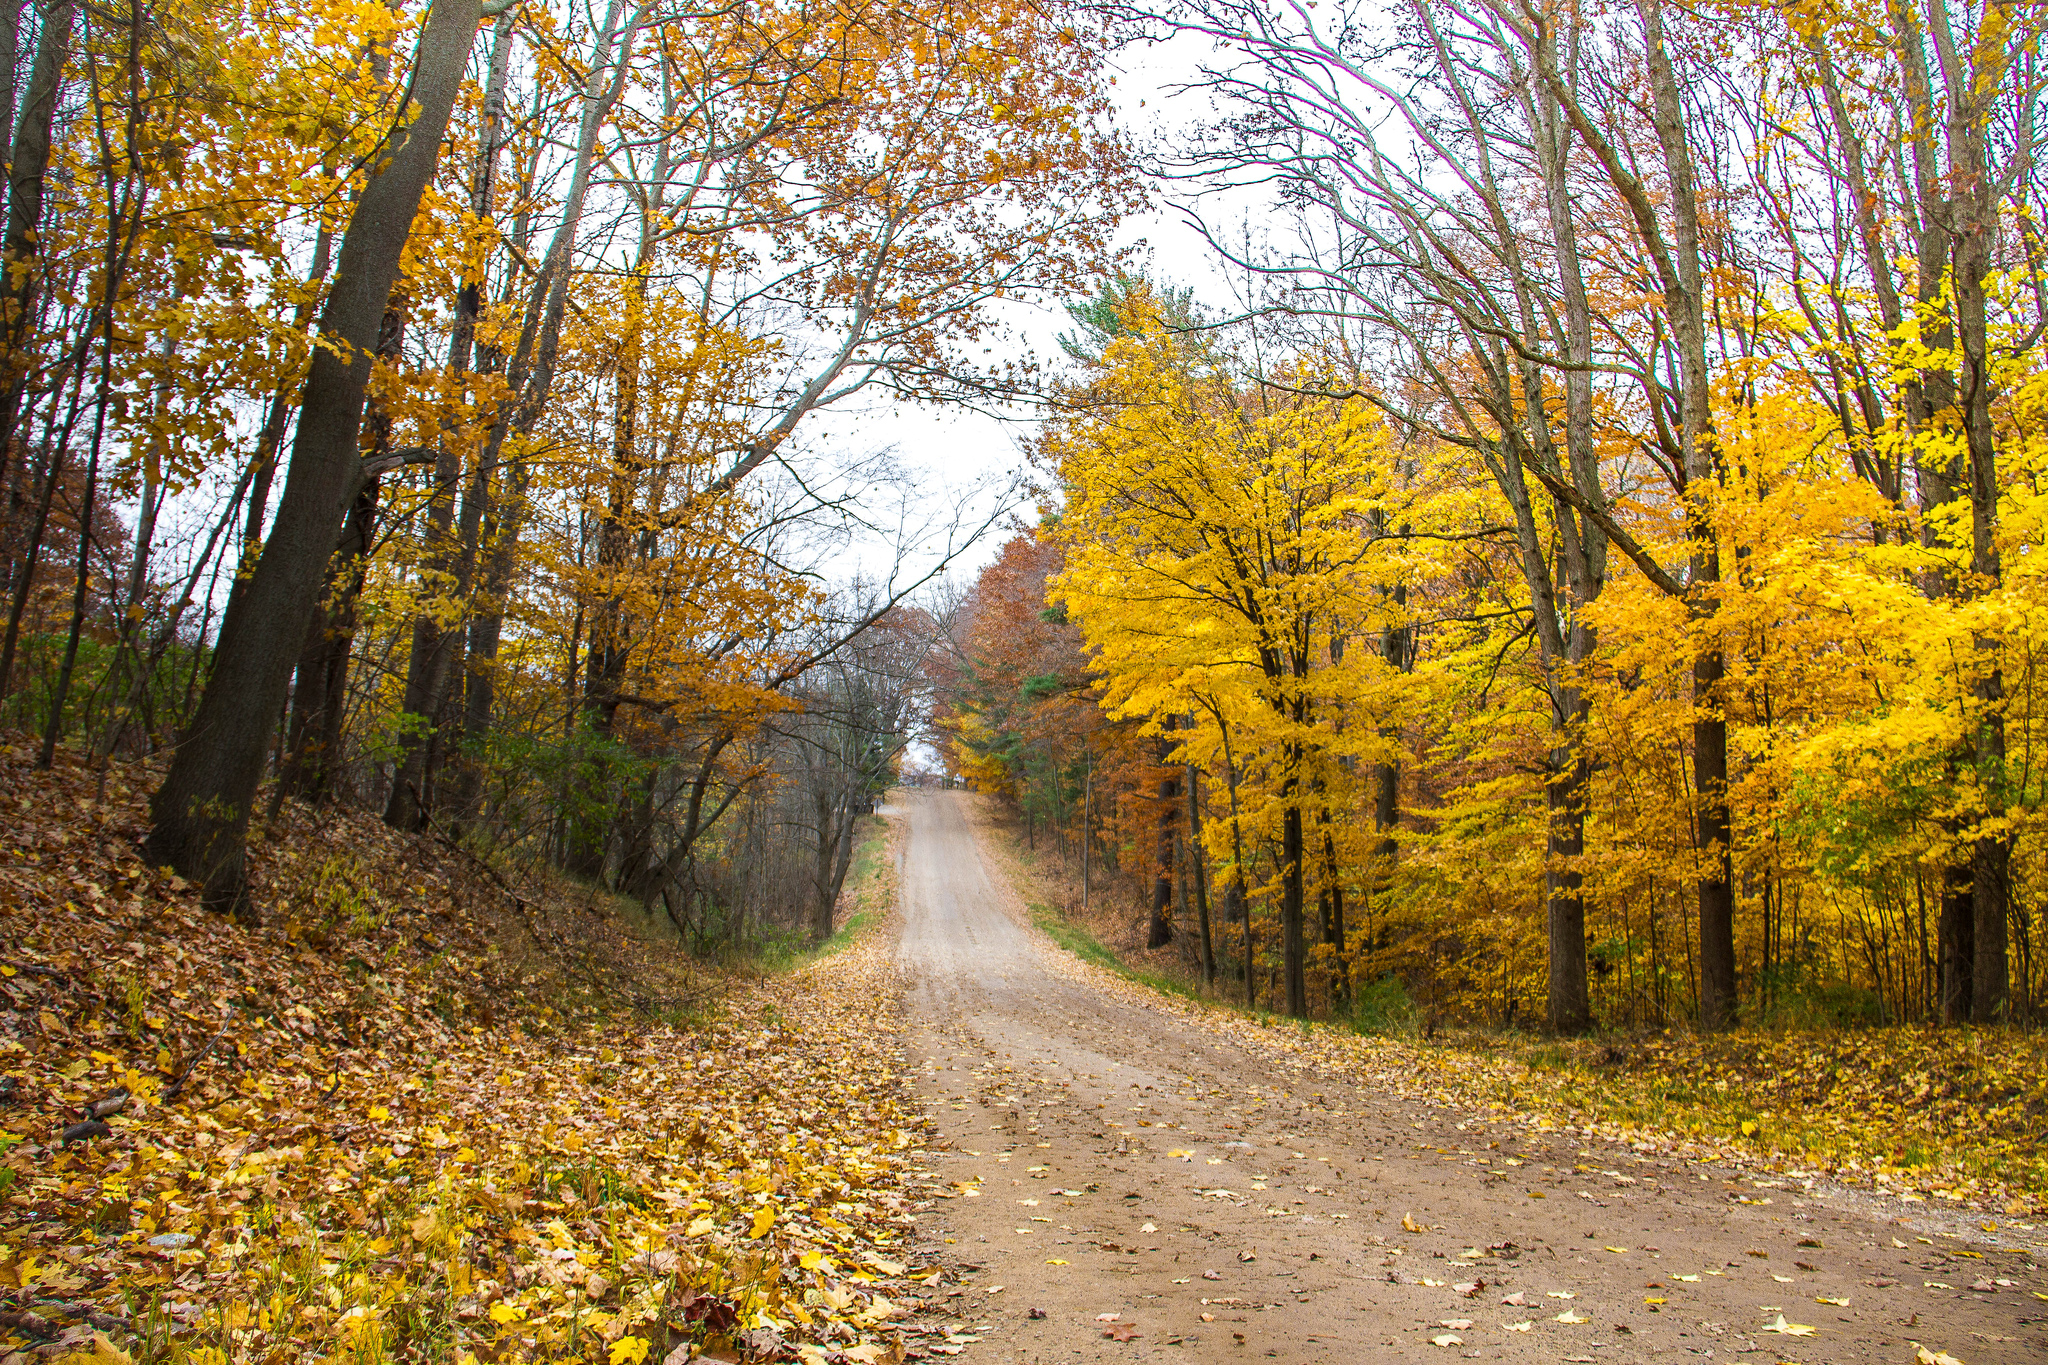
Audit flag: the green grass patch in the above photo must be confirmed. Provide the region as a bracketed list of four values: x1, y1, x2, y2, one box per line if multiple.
[1027, 902, 1203, 1002]
[765, 816, 892, 970]
[810, 907, 877, 959]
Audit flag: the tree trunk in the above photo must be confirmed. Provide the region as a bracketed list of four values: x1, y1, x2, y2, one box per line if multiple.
[1080, 759, 1091, 912]
[1545, 735, 1592, 1033]
[1188, 764, 1213, 986]
[281, 477, 381, 803]
[812, 788, 857, 943]
[0, 0, 76, 471]
[1148, 736, 1176, 948]
[385, 8, 517, 831]
[1636, 0, 1736, 1028]
[144, 0, 483, 910]
[1938, 860, 1975, 1023]
[1281, 802, 1305, 1017]
[1322, 825, 1347, 1011]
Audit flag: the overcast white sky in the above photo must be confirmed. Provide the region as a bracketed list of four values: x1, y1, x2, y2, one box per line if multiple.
[821, 28, 1254, 590]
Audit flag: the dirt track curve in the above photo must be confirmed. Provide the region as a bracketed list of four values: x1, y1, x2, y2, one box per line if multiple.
[886, 789, 2043, 1364]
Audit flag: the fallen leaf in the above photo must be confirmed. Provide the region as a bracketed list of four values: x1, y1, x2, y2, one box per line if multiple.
[1429, 1333, 1462, 1347]
[1761, 1314, 1816, 1337]
[1505, 1321, 1533, 1332]
[1554, 1310, 1589, 1324]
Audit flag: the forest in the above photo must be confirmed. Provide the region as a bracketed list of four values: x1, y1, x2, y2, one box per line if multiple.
[0, 0, 2040, 1034]
[941, 0, 2048, 1035]
[0, 0, 1131, 955]
[1, 0, 2046, 1361]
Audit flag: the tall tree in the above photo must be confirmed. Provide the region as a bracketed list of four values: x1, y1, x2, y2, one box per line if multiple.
[146, 0, 498, 908]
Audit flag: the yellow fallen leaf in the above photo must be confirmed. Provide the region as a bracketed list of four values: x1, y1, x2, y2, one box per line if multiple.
[1816, 1296, 1849, 1306]
[369, 1105, 391, 1122]
[1761, 1314, 1815, 1337]
[750, 1207, 776, 1238]
[608, 1338, 651, 1365]
[488, 1302, 526, 1325]
[1912, 1346, 1963, 1365]
[1402, 1212, 1427, 1233]
[1674, 1274, 1700, 1282]
[52, 1333, 132, 1365]
[1602, 1245, 1627, 1253]
[685, 1216, 716, 1237]
[1046, 1258, 1068, 1265]
[1505, 1321, 1533, 1332]
[1545, 1290, 1576, 1299]
[1430, 1333, 1462, 1347]
[1554, 1310, 1588, 1324]
[1645, 1297, 1667, 1305]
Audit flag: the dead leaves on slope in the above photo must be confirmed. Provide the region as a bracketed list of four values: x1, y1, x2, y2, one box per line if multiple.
[0, 747, 937, 1364]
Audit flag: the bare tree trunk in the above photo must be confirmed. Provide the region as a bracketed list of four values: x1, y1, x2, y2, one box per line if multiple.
[1937, 0, 2014, 1021]
[1938, 862, 1975, 1023]
[1188, 763, 1213, 986]
[1281, 793, 1305, 1018]
[1321, 823, 1347, 1011]
[0, 0, 76, 502]
[1634, 0, 1735, 1028]
[1149, 742, 1177, 948]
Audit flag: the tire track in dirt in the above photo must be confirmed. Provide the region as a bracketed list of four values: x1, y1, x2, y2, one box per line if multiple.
[888, 789, 2044, 1363]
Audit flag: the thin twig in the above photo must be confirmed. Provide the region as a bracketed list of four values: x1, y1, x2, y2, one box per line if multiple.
[164, 1006, 237, 1101]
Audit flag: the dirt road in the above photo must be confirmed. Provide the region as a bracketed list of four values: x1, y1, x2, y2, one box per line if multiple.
[886, 789, 2042, 1363]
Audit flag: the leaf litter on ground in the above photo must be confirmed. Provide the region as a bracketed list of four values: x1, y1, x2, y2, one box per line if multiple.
[1009, 865, 2046, 1217]
[0, 745, 935, 1364]
[984, 797, 2047, 1217]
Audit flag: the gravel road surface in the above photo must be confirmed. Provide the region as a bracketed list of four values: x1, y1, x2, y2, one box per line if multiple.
[889, 789, 2044, 1363]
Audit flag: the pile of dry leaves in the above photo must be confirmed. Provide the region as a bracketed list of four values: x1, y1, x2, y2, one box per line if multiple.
[0, 743, 936, 1364]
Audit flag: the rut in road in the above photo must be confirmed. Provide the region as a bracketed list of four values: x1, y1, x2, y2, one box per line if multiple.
[885, 788, 2045, 1364]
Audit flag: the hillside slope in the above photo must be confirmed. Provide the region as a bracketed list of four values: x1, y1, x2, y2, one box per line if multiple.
[0, 745, 934, 1364]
